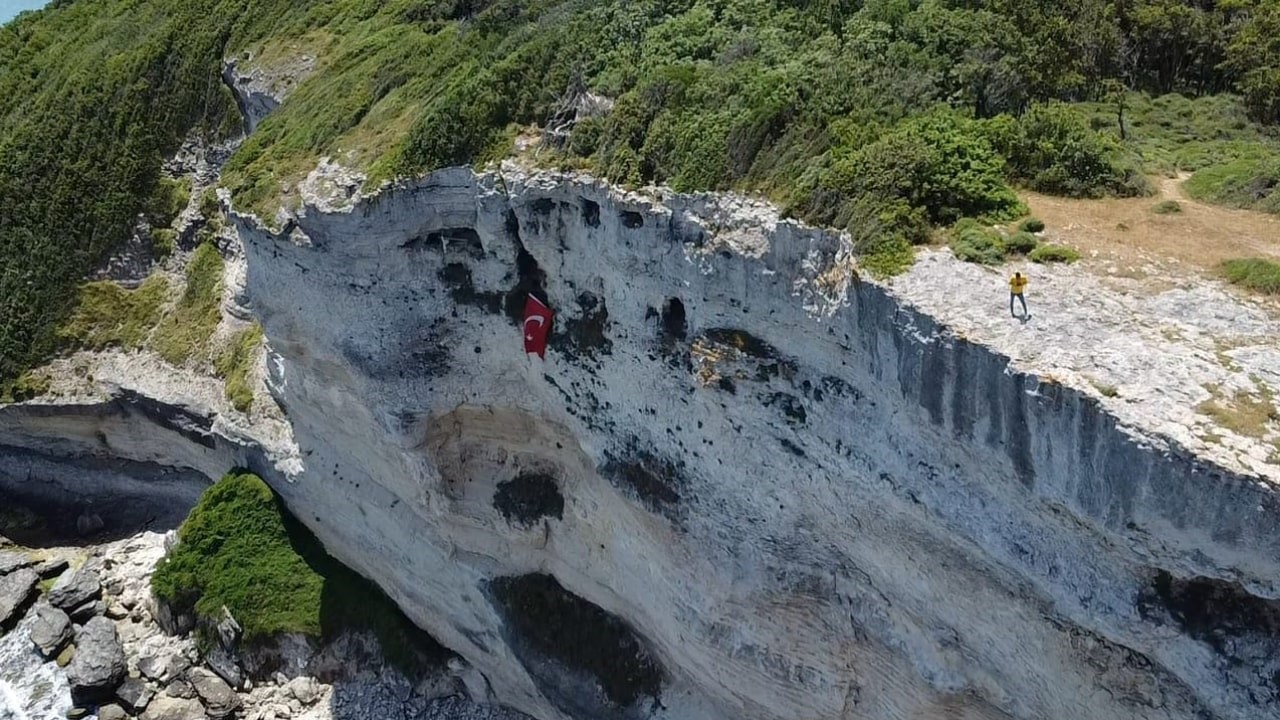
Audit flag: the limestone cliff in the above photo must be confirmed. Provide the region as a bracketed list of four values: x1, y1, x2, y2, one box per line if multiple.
[3, 166, 1280, 720]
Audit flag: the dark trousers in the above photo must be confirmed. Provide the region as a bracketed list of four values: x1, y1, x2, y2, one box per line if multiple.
[1010, 292, 1027, 317]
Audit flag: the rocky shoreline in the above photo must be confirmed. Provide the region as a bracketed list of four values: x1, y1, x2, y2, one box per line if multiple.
[0, 531, 531, 720]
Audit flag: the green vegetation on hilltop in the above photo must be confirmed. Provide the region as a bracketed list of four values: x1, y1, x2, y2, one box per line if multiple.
[57, 275, 172, 351]
[152, 471, 450, 671]
[214, 324, 264, 412]
[1221, 258, 1280, 294]
[151, 243, 224, 366]
[6, 0, 1280, 380]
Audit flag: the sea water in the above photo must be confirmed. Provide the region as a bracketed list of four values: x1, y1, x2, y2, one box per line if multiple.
[0, 614, 71, 720]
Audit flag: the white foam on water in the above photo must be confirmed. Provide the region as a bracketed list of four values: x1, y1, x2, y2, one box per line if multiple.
[0, 614, 71, 720]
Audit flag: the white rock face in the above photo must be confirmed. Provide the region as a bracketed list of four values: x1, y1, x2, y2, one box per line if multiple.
[3, 166, 1280, 720]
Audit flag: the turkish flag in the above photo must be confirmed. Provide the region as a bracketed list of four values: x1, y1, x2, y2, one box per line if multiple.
[523, 294, 553, 359]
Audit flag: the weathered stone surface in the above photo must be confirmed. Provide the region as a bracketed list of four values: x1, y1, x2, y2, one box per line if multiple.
[189, 667, 241, 719]
[48, 567, 101, 611]
[67, 598, 107, 624]
[117, 676, 155, 713]
[98, 704, 128, 720]
[141, 696, 207, 720]
[0, 550, 34, 575]
[66, 616, 126, 703]
[0, 567, 38, 628]
[34, 557, 70, 578]
[29, 602, 72, 656]
[164, 678, 197, 700]
[283, 676, 319, 706]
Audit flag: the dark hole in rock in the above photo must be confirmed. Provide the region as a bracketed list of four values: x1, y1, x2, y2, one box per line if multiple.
[424, 228, 485, 259]
[531, 198, 556, 215]
[489, 573, 664, 712]
[1139, 570, 1280, 656]
[505, 246, 548, 325]
[439, 263, 503, 314]
[581, 198, 600, 227]
[554, 291, 611, 359]
[703, 328, 777, 359]
[661, 298, 687, 340]
[493, 473, 564, 527]
[600, 449, 682, 520]
[620, 211, 644, 229]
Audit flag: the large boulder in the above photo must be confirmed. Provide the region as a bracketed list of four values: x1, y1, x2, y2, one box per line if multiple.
[188, 667, 241, 720]
[117, 676, 155, 714]
[28, 602, 72, 656]
[141, 696, 207, 720]
[67, 598, 107, 624]
[0, 567, 38, 629]
[66, 616, 126, 704]
[98, 704, 128, 720]
[48, 567, 101, 612]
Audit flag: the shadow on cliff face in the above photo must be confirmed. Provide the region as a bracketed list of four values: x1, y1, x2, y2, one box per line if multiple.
[0, 448, 205, 546]
[1139, 570, 1280, 658]
[493, 472, 564, 528]
[489, 573, 664, 720]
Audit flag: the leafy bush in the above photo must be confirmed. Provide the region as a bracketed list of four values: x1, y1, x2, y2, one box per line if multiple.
[989, 104, 1150, 198]
[151, 244, 224, 366]
[1152, 200, 1182, 214]
[1029, 244, 1081, 263]
[1019, 217, 1045, 233]
[214, 324, 264, 413]
[0, 371, 52, 404]
[152, 472, 449, 670]
[950, 223, 1007, 265]
[1005, 231, 1039, 255]
[57, 276, 171, 351]
[1221, 258, 1280, 294]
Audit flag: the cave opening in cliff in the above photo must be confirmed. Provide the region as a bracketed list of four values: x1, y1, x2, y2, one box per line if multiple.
[489, 572, 664, 714]
[661, 298, 687, 340]
[1139, 570, 1280, 656]
[504, 244, 548, 325]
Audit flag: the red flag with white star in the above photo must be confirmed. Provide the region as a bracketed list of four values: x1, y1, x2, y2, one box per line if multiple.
[522, 294, 553, 359]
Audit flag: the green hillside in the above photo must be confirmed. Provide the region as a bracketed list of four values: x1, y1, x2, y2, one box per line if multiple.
[4, 0, 1280, 384]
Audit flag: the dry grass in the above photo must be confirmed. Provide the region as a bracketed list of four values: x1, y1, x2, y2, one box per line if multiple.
[1196, 382, 1278, 438]
[1021, 174, 1280, 274]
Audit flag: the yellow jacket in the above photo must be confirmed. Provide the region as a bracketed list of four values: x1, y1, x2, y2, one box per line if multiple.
[1009, 274, 1028, 294]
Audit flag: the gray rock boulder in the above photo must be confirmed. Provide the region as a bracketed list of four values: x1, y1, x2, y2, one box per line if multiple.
[66, 616, 126, 703]
[188, 667, 241, 719]
[67, 598, 107, 624]
[0, 551, 33, 575]
[29, 602, 72, 656]
[117, 676, 155, 713]
[165, 678, 197, 700]
[284, 676, 320, 706]
[98, 704, 128, 720]
[48, 567, 101, 611]
[0, 567, 38, 628]
[141, 696, 207, 720]
[34, 557, 69, 578]
[204, 647, 243, 690]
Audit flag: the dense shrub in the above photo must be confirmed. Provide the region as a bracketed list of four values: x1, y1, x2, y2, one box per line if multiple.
[1005, 231, 1040, 254]
[1029, 244, 1082, 263]
[1221, 258, 1280, 294]
[152, 472, 449, 669]
[950, 222, 1008, 265]
[1019, 217, 1045, 233]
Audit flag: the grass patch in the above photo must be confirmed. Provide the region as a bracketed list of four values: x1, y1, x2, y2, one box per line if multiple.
[1185, 156, 1280, 214]
[0, 371, 52, 404]
[950, 220, 1007, 265]
[1221, 258, 1280, 295]
[214, 325, 264, 413]
[152, 471, 450, 672]
[1029, 244, 1081, 264]
[150, 244, 224, 366]
[57, 275, 171, 351]
[1019, 217, 1045, 233]
[1152, 200, 1183, 214]
[1197, 384, 1278, 438]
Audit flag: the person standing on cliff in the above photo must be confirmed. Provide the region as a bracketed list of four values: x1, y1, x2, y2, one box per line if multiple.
[1009, 271, 1029, 320]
